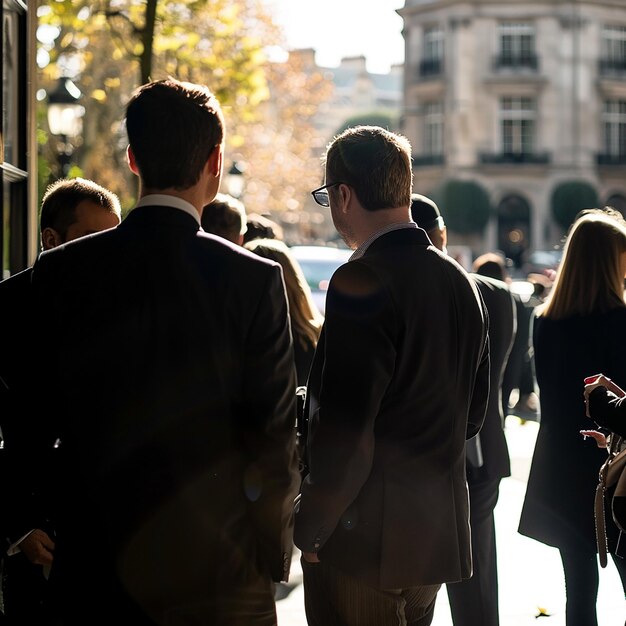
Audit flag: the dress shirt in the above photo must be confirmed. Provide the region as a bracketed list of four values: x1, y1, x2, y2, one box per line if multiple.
[135, 194, 201, 226]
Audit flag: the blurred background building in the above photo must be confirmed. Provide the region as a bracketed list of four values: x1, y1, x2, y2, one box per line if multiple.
[3, 1, 626, 278]
[399, 0, 626, 271]
[275, 49, 403, 245]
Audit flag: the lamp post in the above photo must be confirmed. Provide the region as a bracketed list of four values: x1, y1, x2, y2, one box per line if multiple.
[47, 77, 85, 178]
[225, 161, 245, 199]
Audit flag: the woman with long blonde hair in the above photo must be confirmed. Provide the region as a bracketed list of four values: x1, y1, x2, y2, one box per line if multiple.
[245, 238, 323, 385]
[518, 208, 626, 626]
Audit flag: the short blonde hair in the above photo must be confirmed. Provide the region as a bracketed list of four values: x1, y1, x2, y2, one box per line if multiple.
[538, 209, 626, 320]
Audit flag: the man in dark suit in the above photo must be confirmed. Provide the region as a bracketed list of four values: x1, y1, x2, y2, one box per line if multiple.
[0, 177, 121, 626]
[411, 196, 516, 626]
[1, 78, 300, 626]
[295, 126, 490, 626]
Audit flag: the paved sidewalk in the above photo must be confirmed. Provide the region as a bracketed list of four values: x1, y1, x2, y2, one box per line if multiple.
[277, 417, 626, 625]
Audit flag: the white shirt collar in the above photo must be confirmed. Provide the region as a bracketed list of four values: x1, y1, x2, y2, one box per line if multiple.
[135, 194, 201, 226]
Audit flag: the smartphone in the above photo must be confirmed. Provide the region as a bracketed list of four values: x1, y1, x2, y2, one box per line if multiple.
[584, 375, 601, 384]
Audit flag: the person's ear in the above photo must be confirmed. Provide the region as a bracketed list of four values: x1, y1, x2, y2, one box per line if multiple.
[339, 183, 351, 213]
[206, 143, 223, 178]
[442, 225, 448, 248]
[126, 145, 139, 176]
[41, 227, 62, 250]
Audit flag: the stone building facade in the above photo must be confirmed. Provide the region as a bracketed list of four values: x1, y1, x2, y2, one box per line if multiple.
[399, 0, 626, 268]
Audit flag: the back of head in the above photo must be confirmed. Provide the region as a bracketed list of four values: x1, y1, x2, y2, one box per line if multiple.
[243, 213, 284, 244]
[410, 194, 441, 232]
[201, 193, 247, 245]
[244, 238, 322, 347]
[325, 125, 412, 211]
[40, 177, 122, 245]
[410, 192, 447, 252]
[539, 208, 626, 319]
[472, 252, 508, 282]
[125, 78, 224, 191]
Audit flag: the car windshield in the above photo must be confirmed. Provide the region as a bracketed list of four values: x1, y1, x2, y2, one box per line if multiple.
[290, 246, 351, 315]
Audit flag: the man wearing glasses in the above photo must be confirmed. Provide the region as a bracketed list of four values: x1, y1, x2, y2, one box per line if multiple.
[295, 125, 490, 626]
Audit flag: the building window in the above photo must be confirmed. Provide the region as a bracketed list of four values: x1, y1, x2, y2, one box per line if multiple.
[497, 23, 537, 68]
[500, 97, 535, 155]
[421, 26, 443, 76]
[601, 25, 626, 73]
[423, 102, 444, 156]
[601, 100, 626, 161]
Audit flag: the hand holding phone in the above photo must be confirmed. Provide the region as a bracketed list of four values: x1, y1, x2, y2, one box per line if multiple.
[584, 374, 625, 398]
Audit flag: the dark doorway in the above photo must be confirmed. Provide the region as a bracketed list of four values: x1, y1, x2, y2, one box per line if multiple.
[497, 194, 531, 270]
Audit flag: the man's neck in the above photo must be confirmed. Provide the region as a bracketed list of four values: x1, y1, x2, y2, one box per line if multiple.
[354, 206, 412, 248]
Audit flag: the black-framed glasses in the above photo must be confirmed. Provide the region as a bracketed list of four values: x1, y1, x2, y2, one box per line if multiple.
[311, 182, 345, 207]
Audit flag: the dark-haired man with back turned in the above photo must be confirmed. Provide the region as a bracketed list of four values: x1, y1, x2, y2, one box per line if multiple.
[411, 194, 516, 626]
[295, 127, 489, 626]
[2, 78, 300, 626]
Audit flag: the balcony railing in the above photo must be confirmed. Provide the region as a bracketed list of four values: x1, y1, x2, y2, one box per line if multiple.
[479, 151, 550, 165]
[419, 58, 444, 78]
[596, 153, 626, 165]
[598, 58, 626, 76]
[493, 53, 539, 71]
[412, 154, 445, 167]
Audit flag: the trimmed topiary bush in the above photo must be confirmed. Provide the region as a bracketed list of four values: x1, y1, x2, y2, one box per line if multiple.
[551, 181, 599, 230]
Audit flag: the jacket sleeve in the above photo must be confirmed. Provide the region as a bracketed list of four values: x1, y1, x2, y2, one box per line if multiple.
[466, 289, 490, 440]
[239, 263, 301, 582]
[294, 261, 395, 554]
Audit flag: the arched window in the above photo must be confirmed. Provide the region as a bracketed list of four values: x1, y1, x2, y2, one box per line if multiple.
[497, 194, 531, 269]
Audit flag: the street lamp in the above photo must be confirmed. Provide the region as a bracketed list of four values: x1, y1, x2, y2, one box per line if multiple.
[47, 77, 85, 177]
[225, 161, 245, 199]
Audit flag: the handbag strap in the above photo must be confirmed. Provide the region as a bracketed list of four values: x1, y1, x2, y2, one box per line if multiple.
[595, 434, 624, 568]
[595, 477, 609, 568]
[609, 433, 624, 459]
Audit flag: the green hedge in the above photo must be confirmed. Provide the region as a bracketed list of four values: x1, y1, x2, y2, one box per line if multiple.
[431, 180, 491, 234]
[551, 181, 599, 230]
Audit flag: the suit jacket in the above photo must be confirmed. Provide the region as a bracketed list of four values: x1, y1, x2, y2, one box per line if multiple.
[0, 267, 56, 545]
[294, 227, 489, 589]
[2, 205, 300, 624]
[0, 268, 58, 624]
[467, 274, 516, 485]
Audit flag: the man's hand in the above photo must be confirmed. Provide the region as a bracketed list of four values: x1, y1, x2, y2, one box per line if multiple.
[19, 529, 55, 566]
[302, 551, 320, 563]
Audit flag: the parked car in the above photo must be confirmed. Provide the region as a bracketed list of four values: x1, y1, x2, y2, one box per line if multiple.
[523, 249, 562, 277]
[290, 245, 352, 315]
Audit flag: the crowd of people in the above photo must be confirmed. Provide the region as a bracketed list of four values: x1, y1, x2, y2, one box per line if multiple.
[1, 75, 625, 626]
